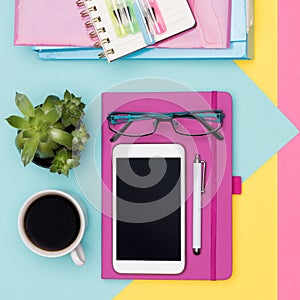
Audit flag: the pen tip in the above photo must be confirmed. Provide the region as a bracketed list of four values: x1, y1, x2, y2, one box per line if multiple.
[193, 248, 201, 255]
[194, 154, 200, 163]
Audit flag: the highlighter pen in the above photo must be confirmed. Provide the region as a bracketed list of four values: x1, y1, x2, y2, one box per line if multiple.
[193, 154, 206, 255]
[133, 0, 155, 45]
[106, 0, 128, 37]
[143, 0, 166, 34]
[122, 0, 140, 34]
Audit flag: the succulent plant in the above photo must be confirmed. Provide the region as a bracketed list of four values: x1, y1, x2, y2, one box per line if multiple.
[61, 90, 86, 127]
[6, 91, 89, 176]
[49, 148, 80, 176]
[72, 123, 90, 152]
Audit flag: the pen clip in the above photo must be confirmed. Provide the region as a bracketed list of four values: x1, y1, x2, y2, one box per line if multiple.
[201, 160, 206, 193]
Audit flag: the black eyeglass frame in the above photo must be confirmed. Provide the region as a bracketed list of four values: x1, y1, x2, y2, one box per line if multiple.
[107, 110, 225, 142]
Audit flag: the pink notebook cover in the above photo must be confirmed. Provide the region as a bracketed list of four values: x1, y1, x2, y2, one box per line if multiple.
[14, 0, 231, 49]
[14, 0, 92, 46]
[101, 91, 240, 280]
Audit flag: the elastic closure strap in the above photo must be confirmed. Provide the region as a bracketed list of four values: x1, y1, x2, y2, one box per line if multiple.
[232, 176, 242, 195]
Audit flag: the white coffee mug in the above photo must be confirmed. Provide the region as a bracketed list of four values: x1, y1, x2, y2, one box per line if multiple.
[18, 190, 88, 266]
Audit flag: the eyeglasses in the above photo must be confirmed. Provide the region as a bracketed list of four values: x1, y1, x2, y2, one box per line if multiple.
[107, 110, 225, 142]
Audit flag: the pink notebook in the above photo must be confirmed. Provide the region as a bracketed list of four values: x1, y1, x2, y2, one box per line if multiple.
[101, 91, 241, 280]
[14, 0, 231, 49]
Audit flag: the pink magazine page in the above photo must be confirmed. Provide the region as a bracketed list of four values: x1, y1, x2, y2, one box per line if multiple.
[101, 92, 234, 280]
[156, 0, 232, 49]
[14, 0, 93, 46]
[14, 0, 231, 49]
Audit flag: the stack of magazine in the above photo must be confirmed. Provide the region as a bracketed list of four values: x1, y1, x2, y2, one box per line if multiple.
[14, 0, 253, 61]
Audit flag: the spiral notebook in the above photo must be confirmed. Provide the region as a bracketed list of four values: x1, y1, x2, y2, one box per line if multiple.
[101, 91, 242, 280]
[76, 0, 196, 61]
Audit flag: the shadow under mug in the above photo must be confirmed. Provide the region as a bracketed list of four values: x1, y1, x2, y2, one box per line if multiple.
[18, 190, 88, 266]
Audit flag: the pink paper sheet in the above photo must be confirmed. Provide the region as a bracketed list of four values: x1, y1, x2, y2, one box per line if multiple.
[14, 0, 92, 46]
[14, 0, 231, 49]
[157, 0, 232, 49]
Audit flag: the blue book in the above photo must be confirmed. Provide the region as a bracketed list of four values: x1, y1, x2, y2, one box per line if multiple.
[33, 0, 253, 60]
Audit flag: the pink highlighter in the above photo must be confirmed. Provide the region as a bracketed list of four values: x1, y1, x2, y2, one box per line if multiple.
[144, 0, 166, 34]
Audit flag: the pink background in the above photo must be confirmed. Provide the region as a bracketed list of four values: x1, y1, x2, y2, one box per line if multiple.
[279, 0, 300, 299]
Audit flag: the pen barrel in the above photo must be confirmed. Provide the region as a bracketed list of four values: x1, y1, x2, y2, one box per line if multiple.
[133, 0, 155, 45]
[145, 0, 166, 34]
[106, 0, 128, 37]
[193, 162, 202, 250]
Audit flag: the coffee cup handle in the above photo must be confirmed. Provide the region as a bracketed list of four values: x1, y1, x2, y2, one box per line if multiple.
[71, 243, 86, 266]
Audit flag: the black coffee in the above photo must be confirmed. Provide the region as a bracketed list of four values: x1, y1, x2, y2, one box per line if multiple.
[24, 195, 81, 251]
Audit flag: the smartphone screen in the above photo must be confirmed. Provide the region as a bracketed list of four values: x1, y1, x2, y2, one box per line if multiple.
[116, 157, 181, 261]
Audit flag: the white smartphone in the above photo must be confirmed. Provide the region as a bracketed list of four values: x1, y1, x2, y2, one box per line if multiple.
[112, 144, 185, 274]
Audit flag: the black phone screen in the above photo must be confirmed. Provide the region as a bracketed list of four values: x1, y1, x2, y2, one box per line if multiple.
[116, 157, 181, 261]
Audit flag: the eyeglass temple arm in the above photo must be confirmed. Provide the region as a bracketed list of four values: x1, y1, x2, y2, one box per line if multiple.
[110, 121, 133, 142]
[193, 115, 224, 140]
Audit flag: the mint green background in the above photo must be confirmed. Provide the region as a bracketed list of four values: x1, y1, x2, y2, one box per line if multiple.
[0, 1, 298, 300]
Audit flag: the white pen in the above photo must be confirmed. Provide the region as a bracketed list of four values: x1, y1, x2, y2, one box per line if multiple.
[193, 154, 206, 255]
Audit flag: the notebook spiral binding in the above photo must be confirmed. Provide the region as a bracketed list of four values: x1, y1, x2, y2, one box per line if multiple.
[76, 0, 114, 59]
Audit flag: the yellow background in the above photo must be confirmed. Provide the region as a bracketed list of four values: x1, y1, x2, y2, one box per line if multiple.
[115, 1, 278, 299]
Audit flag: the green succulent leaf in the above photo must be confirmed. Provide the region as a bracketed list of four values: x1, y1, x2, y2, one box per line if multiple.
[28, 116, 39, 129]
[72, 123, 90, 152]
[64, 90, 72, 101]
[79, 103, 85, 113]
[40, 122, 51, 132]
[34, 107, 45, 122]
[15, 93, 34, 118]
[61, 90, 85, 127]
[42, 95, 62, 114]
[48, 128, 73, 149]
[22, 130, 36, 139]
[6, 116, 30, 130]
[21, 136, 39, 166]
[50, 148, 73, 176]
[67, 157, 80, 168]
[39, 132, 49, 143]
[45, 107, 62, 125]
[61, 112, 81, 127]
[52, 121, 65, 130]
[37, 142, 55, 158]
[45, 140, 60, 151]
[15, 132, 27, 151]
[39, 139, 62, 152]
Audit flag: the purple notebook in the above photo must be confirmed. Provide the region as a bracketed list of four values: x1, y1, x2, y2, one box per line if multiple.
[101, 91, 241, 280]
